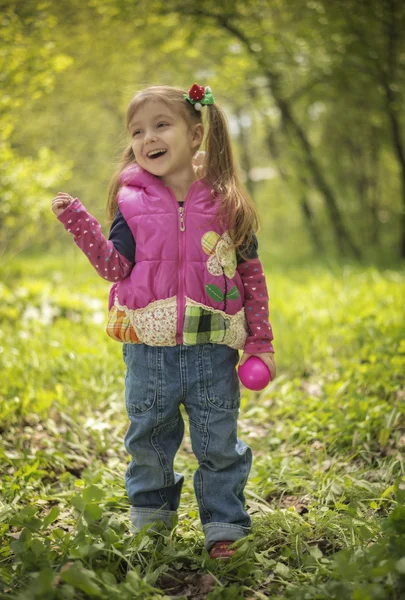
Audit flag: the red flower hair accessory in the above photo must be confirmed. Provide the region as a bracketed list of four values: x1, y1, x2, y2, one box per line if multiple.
[184, 83, 215, 111]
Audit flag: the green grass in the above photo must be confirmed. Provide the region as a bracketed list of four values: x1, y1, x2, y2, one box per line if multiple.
[1, 251, 405, 599]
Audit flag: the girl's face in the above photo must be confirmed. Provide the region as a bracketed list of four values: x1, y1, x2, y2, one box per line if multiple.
[128, 100, 203, 183]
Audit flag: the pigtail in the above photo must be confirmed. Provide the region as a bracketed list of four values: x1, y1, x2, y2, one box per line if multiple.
[205, 103, 259, 261]
[106, 145, 136, 223]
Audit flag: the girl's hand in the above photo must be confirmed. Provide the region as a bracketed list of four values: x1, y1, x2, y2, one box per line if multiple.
[52, 192, 74, 217]
[239, 352, 276, 380]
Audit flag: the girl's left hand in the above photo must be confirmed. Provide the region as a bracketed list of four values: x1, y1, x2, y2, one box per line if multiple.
[239, 352, 276, 380]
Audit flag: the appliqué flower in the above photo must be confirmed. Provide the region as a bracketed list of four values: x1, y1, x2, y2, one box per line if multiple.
[201, 230, 237, 278]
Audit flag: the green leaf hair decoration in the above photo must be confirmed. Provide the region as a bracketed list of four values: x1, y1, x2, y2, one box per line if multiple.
[184, 83, 215, 111]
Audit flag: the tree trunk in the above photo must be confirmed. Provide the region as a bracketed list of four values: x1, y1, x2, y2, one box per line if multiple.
[200, 13, 361, 258]
[300, 190, 324, 254]
[386, 93, 405, 258]
[270, 89, 361, 258]
[383, 0, 405, 257]
[368, 128, 381, 247]
[264, 122, 324, 253]
[343, 0, 405, 256]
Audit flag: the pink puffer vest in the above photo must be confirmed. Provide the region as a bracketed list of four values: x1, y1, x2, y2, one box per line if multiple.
[107, 165, 248, 349]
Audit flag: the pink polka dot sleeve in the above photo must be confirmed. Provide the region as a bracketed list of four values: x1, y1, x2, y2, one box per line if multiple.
[58, 198, 133, 282]
[237, 257, 275, 354]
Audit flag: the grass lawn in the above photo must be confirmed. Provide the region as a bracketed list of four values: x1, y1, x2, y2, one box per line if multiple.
[1, 251, 405, 599]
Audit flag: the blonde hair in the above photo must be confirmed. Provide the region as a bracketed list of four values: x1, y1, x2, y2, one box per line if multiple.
[107, 85, 259, 259]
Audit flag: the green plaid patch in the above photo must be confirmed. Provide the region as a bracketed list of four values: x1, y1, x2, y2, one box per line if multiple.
[183, 305, 229, 345]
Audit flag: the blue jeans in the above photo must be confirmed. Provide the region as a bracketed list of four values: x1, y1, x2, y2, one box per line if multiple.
[122, 342, 252, 550]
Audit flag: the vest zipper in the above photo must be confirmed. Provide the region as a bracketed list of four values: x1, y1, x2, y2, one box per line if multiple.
[179, 207, 185, 231]
[167, 181, 199, 344]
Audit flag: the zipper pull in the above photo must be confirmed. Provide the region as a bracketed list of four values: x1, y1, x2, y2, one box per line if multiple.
[179, 207, 185, 231]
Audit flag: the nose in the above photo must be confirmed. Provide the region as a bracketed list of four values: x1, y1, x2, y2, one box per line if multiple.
[144, 129, 158, 145]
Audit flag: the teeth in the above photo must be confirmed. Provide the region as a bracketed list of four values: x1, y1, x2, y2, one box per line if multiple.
[147, 149, 166, 157]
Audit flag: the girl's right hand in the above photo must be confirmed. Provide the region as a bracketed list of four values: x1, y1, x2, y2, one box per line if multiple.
[52, 192, 74, 217]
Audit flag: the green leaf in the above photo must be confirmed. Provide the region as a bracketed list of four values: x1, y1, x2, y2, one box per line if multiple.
[71, 494, 86, 512]
[42, 506, 60, 529]
[101, 571, 117, 585]
[52, 54, 74, 72]
[226, 285, 240, 300]
[309, 545, 323, 560]
[395, 557, 405, 574]
[0, 505, 12, 523]
[379, 427, 390, 447]
[60, 563, 101, 596]
[10, 513, 42, 530]
[83, 485, 104, 503]
[36, 567, 55, 595]
[84, 503, 103, 524]
[275, 562, 290, 576]
[10, 528, 32, 555]
[31, 538, 46, 557]
[206, 284, 224, 302]
[381, 485, 395, 499]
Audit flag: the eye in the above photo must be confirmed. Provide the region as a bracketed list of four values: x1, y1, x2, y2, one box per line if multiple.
[157, 122, 168, 128]
[132, 130, 141, 137]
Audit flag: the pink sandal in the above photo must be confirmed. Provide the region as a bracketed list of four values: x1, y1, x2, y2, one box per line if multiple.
[209, 540, 236, 559]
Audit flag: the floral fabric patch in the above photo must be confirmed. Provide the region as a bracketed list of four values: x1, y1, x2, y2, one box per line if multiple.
[106, 297, 177, 346]
[201, 230, 237, 278]
[133, 298, 177, 346]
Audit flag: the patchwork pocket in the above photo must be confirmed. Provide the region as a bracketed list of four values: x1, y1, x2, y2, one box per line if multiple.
[183, 299, 248, 349]
[183, 305, 229, 345]
[106, 305, 139, 343]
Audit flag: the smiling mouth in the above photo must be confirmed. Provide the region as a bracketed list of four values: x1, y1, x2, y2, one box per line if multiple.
[147, 149, 167, 159]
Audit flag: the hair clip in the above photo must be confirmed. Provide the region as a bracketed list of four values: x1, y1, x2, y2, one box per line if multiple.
[184, 83, 215, 111]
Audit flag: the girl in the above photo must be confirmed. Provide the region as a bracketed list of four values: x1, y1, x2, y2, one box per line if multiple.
[52, 84, 276, 559]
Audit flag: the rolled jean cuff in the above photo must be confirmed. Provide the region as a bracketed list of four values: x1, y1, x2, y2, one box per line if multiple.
[129, 506, 178, 532]
[202, 522, 251, 551]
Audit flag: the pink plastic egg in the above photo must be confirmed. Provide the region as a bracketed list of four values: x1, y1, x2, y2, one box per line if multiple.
[238, 356, 272, 391]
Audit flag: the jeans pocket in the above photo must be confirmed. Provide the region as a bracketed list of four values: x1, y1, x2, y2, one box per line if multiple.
[204, 344, 240, 410]
[124, 344, 158, 414]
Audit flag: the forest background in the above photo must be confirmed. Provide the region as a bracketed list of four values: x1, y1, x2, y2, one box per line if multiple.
[2, 0, 405, 264]
[1, 1, 405, 599]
